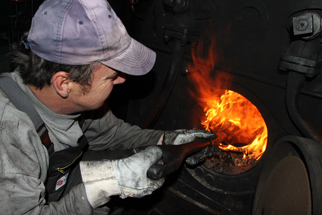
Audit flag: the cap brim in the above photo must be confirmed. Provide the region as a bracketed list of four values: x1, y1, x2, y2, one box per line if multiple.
[100, 38, 156, 76]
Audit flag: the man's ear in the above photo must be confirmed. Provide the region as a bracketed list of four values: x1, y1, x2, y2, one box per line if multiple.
[51, 71, 73, 98]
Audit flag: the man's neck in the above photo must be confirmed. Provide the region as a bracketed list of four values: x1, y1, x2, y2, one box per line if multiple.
[28, 85, 75, 115]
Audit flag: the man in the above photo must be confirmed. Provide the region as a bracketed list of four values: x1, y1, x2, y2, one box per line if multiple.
[0, 0, 216, 214]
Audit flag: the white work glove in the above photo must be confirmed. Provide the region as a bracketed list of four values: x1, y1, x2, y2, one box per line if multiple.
[162, 129, 218, 166]
[80, 146, 164, 209]
[162, 129, 217, 145]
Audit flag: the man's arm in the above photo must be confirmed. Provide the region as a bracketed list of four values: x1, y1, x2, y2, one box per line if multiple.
[82, 103, 164, 150]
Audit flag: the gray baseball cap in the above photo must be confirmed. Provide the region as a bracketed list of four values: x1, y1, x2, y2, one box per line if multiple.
[27, 0, 156, 76]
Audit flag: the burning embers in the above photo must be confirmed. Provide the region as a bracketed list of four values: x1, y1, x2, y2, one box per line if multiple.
[187, 36, 267, 173]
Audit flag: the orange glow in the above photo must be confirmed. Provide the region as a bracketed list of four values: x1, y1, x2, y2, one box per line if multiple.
[187, 35, 267, 163]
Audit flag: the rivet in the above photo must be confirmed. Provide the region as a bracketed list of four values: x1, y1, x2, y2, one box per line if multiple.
[78, 21, 83, 25]
[108, 14, 112, 18]
[44, 11, 47, 15]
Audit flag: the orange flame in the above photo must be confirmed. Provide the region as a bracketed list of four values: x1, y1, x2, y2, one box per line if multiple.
[187, 34, 267, 162]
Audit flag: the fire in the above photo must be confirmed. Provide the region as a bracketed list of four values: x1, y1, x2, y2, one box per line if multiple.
[202, 89, 268, 161]
[187, 34, 267, 163]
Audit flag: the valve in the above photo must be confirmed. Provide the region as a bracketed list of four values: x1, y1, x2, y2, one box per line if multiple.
[292, 12, 321, 40]
[279, 11, 322, 78]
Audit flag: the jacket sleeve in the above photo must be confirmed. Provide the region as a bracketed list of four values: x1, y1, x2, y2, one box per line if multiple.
[0, 99, 94, 215]
[82, 103, 164, 151]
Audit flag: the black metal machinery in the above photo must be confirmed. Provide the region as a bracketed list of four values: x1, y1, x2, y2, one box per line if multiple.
[279, 10, 322, 145]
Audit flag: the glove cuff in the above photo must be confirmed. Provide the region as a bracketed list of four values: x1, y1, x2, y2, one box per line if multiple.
[80, 160, 120, 208]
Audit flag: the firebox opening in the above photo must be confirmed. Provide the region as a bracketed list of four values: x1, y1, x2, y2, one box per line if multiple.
[192, 88, 268, 175]
[186, 27, 268, 174]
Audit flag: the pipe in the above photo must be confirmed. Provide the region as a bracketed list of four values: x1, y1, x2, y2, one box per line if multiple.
[141, 39, 186, 129]
[286, 72, 322, 144]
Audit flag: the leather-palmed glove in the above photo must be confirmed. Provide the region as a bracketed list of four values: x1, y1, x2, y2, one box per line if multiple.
[162, 129, 218, 166]
[80, 146, 164, 209]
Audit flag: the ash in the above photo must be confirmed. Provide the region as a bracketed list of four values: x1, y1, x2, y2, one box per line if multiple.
[203, 151, 258, 175]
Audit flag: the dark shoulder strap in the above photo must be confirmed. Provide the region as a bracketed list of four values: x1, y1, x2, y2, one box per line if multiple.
[0, 76, 43, 128]
[0, 76, 54, 155]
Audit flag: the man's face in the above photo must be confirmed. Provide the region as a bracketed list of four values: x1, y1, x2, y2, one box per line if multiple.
[70, 64, 126, 111]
